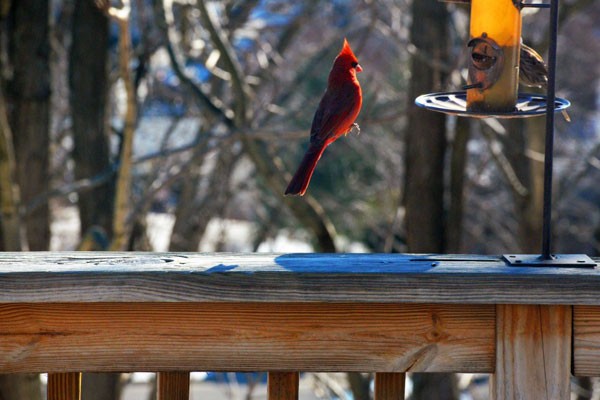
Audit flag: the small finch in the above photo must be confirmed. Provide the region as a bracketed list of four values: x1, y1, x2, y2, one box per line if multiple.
[285, 39, 363, 196]
[519, 42, 570, 121]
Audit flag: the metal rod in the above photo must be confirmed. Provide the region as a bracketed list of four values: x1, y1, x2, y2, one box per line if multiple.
[541, 0, 559, 260]
[521, 3, 551, 8]
[437, 0, 550, 7]
[462, 82, 483, 90]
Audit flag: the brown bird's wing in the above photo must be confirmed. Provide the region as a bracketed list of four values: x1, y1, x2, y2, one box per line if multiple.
[519, 43, 548, 88]
[309, 82, 361, 146]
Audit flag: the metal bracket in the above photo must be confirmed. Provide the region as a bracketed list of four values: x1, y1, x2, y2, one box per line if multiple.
[503, 254, 597, 268]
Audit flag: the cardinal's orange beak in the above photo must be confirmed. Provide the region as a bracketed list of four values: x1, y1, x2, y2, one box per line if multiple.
[356, 64, 363, 73]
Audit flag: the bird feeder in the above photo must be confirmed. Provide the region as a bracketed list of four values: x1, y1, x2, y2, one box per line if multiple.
[415, 0, 594, 267]
[466, 0, 521, 112]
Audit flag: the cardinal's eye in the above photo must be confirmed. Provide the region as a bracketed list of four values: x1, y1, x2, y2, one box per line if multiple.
[351, 62, 358, 68]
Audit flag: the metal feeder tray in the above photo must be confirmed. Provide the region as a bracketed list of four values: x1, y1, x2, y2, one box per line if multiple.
[415, 91, 570, 119]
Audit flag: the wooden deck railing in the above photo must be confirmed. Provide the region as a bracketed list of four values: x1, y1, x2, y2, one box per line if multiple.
[1, 252, 599, 399]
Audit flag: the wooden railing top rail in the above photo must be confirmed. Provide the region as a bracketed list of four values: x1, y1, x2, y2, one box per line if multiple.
[3, 252, 600, 399]
[0, 252, 598, 304]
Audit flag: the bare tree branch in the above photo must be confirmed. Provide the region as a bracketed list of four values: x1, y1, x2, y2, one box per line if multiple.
[194, 0, 338, 251]
[224, 0, 260, 33]
[26, 165, 117, 216]
[196, 0, 252, 126]
[480, 123, 529, 197]
[97, 0, 138, 250]
[161, 1, 235, 124]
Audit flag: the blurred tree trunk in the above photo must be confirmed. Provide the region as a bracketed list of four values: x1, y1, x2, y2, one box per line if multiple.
[411, 373, 459, 400]
[70, 0, 114, 237]
[404, 0, 448, 254]
[8, 0, 50, 250]
[105, 0, 137, 251]
[0, 85, 22, 251]
[0, 46, 41, 400]
[168, 165, 205, 252]
[404, 0, 458, 399]
[347, 372, 371, 400]
[73, 1, 128, 397]
[0, 1, 48, 397]
[505, 119, 545, 253]
[81, 373, 122, 400]
[447, 118, 471, 253]
[0, 374, 41, 400]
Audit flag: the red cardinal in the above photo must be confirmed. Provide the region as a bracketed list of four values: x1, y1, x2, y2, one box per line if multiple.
[285, 38, 363, 196]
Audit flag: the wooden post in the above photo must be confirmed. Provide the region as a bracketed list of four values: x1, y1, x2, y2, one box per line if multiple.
[492, 304, 571, 400]
[574, 305, 600, 376]
[375, 372, 405, 400]
[157, 372, 190, 400]
[47, 373, 81, 400]
[268, 372, 298, 400]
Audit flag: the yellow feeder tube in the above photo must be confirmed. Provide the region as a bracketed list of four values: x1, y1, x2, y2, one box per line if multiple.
[467, 0, 522, 112]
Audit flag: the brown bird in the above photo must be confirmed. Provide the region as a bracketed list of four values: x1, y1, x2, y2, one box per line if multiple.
[519, 42, 548, 88]
[519, 42, 571, 121]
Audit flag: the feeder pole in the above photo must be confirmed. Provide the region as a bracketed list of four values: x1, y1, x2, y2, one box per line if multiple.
[541, 0, 559, 260]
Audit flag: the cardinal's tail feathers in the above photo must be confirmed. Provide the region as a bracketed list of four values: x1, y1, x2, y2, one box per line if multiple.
[285, 144, 327, 196]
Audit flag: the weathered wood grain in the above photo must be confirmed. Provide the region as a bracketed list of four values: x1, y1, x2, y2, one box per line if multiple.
[47, 373, 81, 400]
[573, 305, 600, 376]
[374, 372, 405, 400]
[0, 302, 494, 374]
[268, 372, 299, 400]
[157, 372, 190, 400]
[0, 252, 598, 304]
[492, 305, 571, 400]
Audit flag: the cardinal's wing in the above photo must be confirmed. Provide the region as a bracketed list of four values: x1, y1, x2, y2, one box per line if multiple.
[309, 82, 361, 146]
